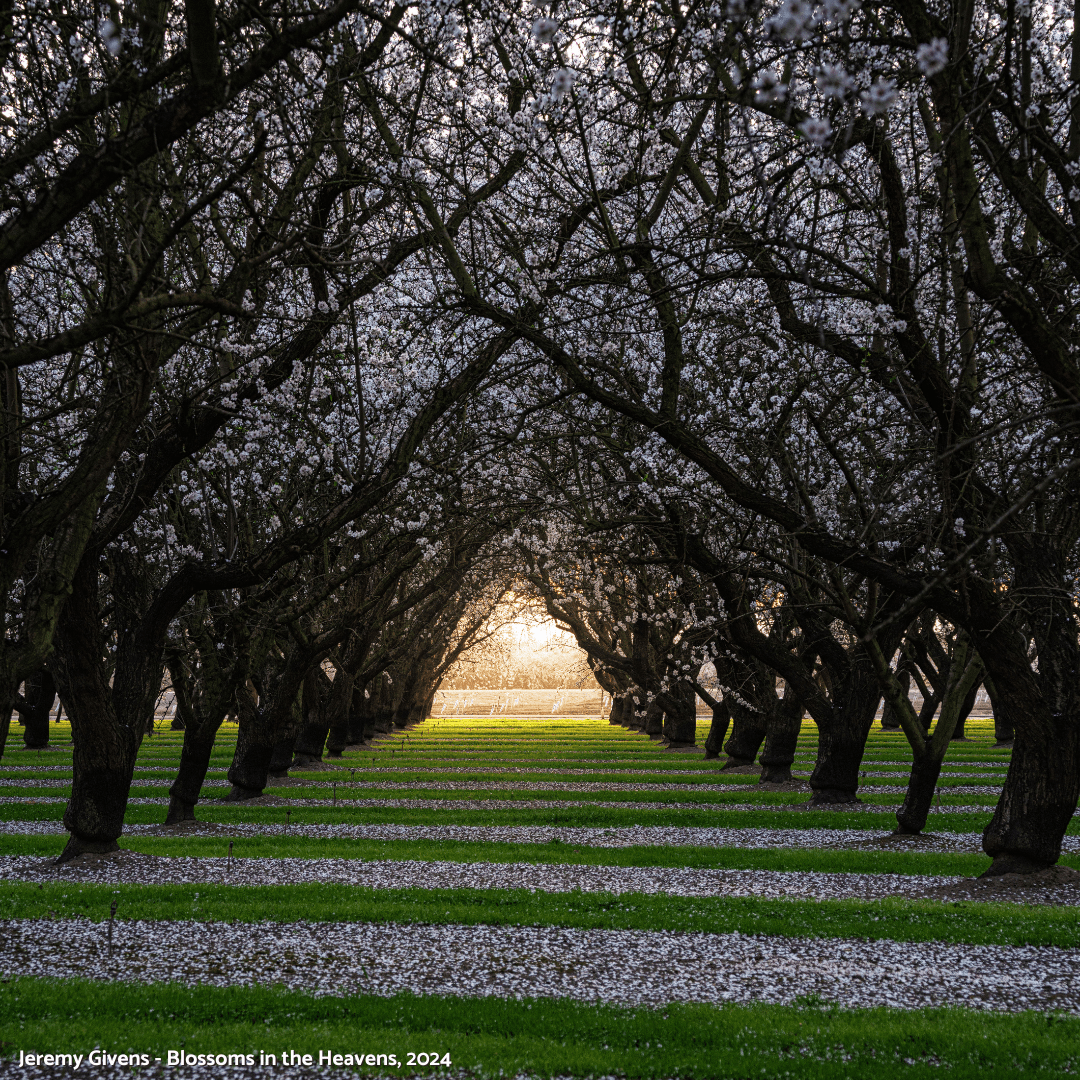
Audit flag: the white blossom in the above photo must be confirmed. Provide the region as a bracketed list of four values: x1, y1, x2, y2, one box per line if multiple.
[798, 116, 834, 145]
[816, 63, 853, 99]
[753, 69, 787, 104]
[768, 0, 815, 40]
[861, 78, 898, 116]
[916, 38, 949, 76]
[551, 69, 576, 101]
[531, 17, 558, 44]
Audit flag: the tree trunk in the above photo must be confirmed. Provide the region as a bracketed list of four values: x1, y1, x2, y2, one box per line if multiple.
[722, 701, 766, 767]
[978, 545, 1080, 874]
[950, 679, 980, 741]
[51, 556, 156, 861]
[165, 714, 226, 824]
[370, 675, 395, 734]
[21, 667, 55, 749]
[292, 667, 331, 766]
[390, 675, 409, 729]
[895, 753, 944, 834]
[226, 653, 301, 799]
[880, 668, 908, 730]
[348, 683, 370, 744]
[759, 689, 803, 783]
[325, 667, 354, 757]
[703, 703, 731, 759]
[806, 671, 882, 804]
[662, 682, 697, 747]
[644, 698, 664, 738]
[226, 703, 277, 798]
[614, 694, 632, 727]
[268, 731, 300, 777]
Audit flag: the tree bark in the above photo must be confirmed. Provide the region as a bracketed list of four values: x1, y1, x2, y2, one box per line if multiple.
[978, 544, 1080, 874]
[611, 694, 631, 727]
[51, 555, 156, 861]
[165, 715, 226, 824]
[895, 753, 944, 835]
[325, 668, 354, 756]
[662, 681, 697, 747]
[292, 666, 332, 766]
[722, 701, 766, 767]
[703, 702, 731, 759]
[805, 667, 882, 804]
[643, 698, 664, 738]
[950, 679, 980, 741]
[226, 650, 300, 799]
[20, 667, 55, 749]
[348, 683, 371, 744]
[880, 668, 908, 730]
[759, 689, 803, 783]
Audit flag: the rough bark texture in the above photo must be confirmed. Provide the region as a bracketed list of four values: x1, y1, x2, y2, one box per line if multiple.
[894, 754, 944, 834]
[52, 555, 155, 860]
[759, 690, 803, 783]
[662, 682, 697, 747]
[226, 706, 277, 798]
[644, 699, 664, 738]
[977, 542, 1080, 873]
[20, 667, 55, 749]
[880, 668, 908, 730]
[226, 651, 301, 799]
[806, 668, 882, 805]
[166, 717, 225, 824]
[722, 703, 766, 767]
[292, 667, 331, 766]
[703, 703, 731, 759]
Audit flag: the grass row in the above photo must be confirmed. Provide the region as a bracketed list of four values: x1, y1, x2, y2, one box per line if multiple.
[1, 979, 1075, 1079]
[4, 881, 1078, 946]
[1, 800, 1030, 834]
[6, 831, 1072, 876]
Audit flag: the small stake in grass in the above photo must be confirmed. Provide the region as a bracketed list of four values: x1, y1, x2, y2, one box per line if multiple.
[332, 781, 337, 806]
[107, 899, 118, 955]
[285, 809, 291, 835]
[227, 840, 234, 871]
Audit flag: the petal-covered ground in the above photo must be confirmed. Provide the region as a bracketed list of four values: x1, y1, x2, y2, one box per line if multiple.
[2, 713, 1079, 1076]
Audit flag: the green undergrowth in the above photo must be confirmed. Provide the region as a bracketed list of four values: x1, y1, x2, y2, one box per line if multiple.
[2, 831, 1063, 877]
[0, 800, 1017, 833]
[4, 882, 1078, 946]
[1, 979, 1075, 1078]
[0, 786, 1003, 814]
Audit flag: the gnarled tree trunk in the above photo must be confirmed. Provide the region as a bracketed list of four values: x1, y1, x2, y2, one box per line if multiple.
[662, 681, 697, 747]
[20, 667, 55, 749]
[722, 700, 766, 769]
[759, 688, 803, 783]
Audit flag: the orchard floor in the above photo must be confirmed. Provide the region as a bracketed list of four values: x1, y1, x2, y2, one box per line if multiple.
[1, 715, 1078, 1078]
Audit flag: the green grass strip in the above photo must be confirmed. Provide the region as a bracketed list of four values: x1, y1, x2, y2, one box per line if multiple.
[5, 882, 1079, 946]
[1, 801, 1022, 833]
[1, 978, 1076, 1078]
[3, 831, 1068, 877]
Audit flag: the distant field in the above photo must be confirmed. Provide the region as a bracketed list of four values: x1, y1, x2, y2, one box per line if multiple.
[433, 688, 609, 715]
